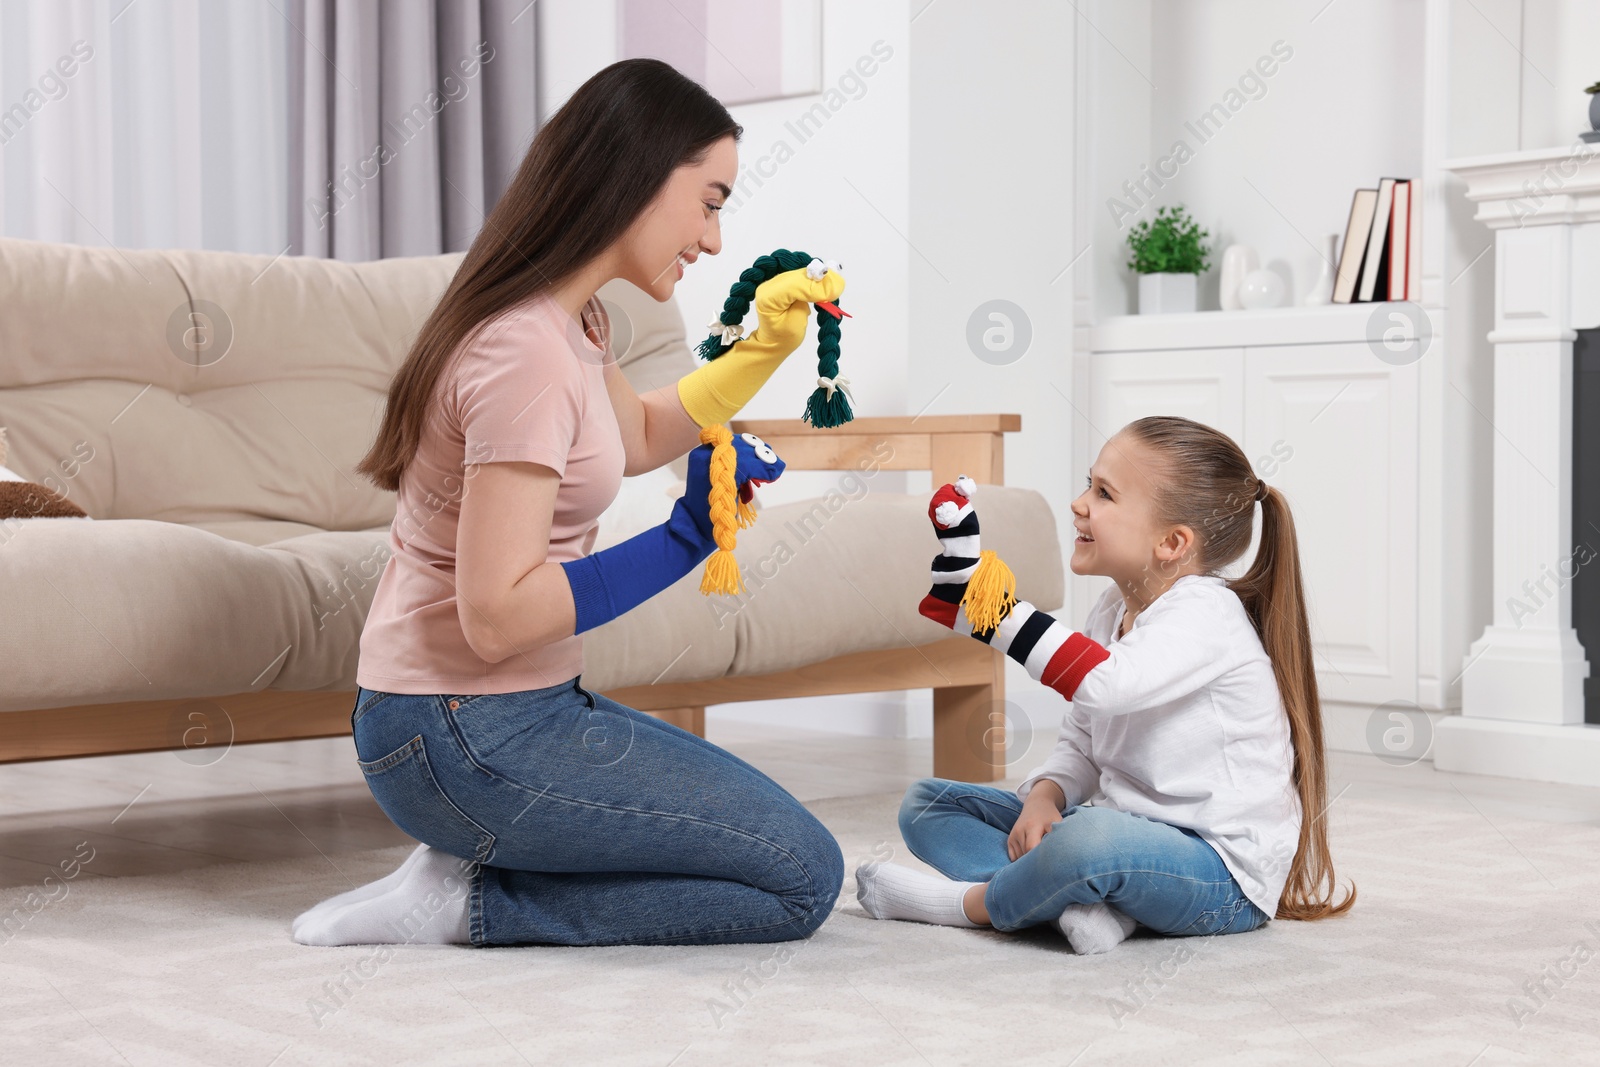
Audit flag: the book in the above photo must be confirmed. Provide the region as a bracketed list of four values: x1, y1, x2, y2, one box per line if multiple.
[1388, 180, 1410, 301]
[1358, 177, 1397, 302]
[1332, 188, 1377, 304]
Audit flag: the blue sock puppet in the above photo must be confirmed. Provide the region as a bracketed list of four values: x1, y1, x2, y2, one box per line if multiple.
[561, 432, 786, 634]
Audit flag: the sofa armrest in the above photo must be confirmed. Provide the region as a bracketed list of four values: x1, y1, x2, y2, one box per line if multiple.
[727, 414, 1020, 486]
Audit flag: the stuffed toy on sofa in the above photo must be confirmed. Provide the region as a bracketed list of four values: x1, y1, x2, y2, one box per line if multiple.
[0, 427, 91, 521]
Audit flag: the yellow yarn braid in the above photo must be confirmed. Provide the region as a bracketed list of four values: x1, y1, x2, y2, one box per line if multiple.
[700, 425, 746, 596]
[961, 549, 1018, 633]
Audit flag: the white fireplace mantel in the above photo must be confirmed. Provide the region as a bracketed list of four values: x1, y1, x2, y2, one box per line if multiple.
[1437, 143, 1600, 787]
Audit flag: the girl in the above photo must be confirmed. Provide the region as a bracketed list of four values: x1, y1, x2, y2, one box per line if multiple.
[855, 416, 1355, 952]
[291, 59, 848, 948]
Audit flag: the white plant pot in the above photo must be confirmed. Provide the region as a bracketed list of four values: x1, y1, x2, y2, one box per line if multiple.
[1137, 272, 1197, 315]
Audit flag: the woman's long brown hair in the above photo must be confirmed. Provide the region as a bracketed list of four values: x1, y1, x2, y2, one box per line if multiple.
[357, 59, 742, 491]
[1122, 416, 1356, 921]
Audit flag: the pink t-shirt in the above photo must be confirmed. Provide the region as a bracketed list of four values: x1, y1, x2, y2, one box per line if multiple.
[356, 293, 626, 695]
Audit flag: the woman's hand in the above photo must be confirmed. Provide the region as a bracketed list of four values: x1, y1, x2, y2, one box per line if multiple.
[671, 432, 785, 545]
[1006, 783, 1065, 862]
[748, 265, 846, 356]
[676, 264, 847, 429]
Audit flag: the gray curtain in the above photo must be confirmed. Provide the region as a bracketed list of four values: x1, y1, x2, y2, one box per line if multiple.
[284, 0, 540, 261]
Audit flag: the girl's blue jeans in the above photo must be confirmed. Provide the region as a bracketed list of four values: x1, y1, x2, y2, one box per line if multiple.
[898, 777, 1271, 936]
[350, 678, 844, 947]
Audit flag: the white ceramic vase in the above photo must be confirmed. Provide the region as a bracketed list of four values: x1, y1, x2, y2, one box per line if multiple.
[1237, 269, 1287, 309]
[1302, 233, 1339, 305]
[1137, 272, 1197, 315]
[1219, 244, 1259, 311]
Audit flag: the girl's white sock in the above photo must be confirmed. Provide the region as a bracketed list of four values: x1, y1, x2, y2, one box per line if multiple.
[854, 861, 982, 928]
[1056, 901, 1137, 954]
[291, 842, 430, 939]
[293, 846, 474, 946]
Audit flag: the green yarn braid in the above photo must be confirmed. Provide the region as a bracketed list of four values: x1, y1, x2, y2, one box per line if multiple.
[695, 247, 853, 428]
[802, 295, 849, 428]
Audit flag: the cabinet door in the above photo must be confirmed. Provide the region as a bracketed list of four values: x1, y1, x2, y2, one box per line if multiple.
[1244, 343, 1418, 705]
[1076, 348, 1246, 620]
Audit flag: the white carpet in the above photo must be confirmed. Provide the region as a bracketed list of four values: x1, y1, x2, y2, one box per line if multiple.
[2, 788, 1597, 1066]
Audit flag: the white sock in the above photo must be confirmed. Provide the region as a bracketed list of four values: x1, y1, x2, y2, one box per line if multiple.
[293, 846, 475, 946]
[291, 842, 430, 939]
[1056, 901, 1137, 954]
[855, 861, 982, 928]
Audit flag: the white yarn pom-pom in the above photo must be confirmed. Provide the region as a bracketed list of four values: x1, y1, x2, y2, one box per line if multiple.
[954, 475, 977, 500]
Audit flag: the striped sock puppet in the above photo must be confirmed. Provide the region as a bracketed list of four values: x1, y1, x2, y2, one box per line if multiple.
[917, 477, 1111, 701]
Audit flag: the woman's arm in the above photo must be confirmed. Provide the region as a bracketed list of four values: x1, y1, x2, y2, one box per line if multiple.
[605, 360, 703, 477]
[455, 434, 782, 663]
[455, 460, 577, 665]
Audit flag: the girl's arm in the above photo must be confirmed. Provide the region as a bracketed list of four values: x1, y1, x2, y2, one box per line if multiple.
[1017, 708, 1098, 810]
[917, 479, 1237, 718]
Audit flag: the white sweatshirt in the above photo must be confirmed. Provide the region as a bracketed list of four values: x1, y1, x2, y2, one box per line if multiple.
[1009, 573, 1302, 917]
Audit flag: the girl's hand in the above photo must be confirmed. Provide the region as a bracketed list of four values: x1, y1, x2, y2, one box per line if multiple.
[748, 265, 846, 356]
[1007, 785, 1065, 862]
[917, 476, 983, 630]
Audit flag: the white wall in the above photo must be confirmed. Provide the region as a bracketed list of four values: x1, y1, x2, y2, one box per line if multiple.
[1082, 0, 1153, 329]
[539, 0, 909, 452]
[905, 0, 1078, 754]
[1129, 0, 1425, 312]
[1076, 0, 1597, 725]
[539, 0, 922, 738]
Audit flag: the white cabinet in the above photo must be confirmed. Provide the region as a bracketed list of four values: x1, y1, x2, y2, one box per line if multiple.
[1078, 308, 1420, 706]
[1085, 348, 1245, 456]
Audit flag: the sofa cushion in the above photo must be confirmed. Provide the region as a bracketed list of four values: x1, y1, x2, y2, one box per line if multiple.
[577, 484, 1064, 690]
[0, 486, 1060, 711]
[0, 239, 695, 527]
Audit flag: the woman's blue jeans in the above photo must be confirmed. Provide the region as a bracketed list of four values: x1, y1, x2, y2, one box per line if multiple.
[350, 678, 844, 947]
[898, 778, 1270, 936]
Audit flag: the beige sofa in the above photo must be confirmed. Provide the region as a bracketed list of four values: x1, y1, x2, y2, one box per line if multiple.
[0, 237, 1063, 782]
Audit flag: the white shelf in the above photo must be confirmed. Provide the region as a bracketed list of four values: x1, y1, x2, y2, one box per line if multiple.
[1085, 302, 1422, 353]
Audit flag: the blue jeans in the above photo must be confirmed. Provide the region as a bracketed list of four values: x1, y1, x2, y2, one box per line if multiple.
[898, 778, 1270, 936]
[350, 678, 844, 947]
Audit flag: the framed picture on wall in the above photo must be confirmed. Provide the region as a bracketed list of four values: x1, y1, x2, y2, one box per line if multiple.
[617, 0, 823, 106]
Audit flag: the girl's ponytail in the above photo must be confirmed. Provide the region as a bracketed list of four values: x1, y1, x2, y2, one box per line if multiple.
[1229, 482, 1356, 921]
[1122, 416, 1355, 922]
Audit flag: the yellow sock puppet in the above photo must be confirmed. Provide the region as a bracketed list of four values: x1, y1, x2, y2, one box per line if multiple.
[676, 249, 852, 430]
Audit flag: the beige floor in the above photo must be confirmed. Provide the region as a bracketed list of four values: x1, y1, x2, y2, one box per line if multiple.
[3, 717, 1599, 1065]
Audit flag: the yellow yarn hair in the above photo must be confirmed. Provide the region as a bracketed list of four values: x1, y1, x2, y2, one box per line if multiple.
[961, 550, 1018, 633]
[700, 424, 747, 596]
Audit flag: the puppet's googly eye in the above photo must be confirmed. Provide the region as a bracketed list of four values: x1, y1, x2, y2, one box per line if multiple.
[740, 432, 777, 463]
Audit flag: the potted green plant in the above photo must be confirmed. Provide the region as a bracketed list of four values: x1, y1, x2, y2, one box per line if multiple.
[1125, 205, 1212, 314]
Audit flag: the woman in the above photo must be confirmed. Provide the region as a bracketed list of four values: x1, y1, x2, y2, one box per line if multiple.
[291, 59, 846, 948]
